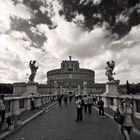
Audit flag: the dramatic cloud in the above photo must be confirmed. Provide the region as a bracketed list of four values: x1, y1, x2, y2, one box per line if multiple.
[59, 0, 140, 38]
[0, 0, 32, 33]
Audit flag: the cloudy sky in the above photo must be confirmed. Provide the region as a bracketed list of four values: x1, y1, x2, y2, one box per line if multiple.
[0, 0, 140, 84]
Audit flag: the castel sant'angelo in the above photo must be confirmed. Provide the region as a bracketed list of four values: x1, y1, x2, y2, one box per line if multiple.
[46, 56, 105, 95]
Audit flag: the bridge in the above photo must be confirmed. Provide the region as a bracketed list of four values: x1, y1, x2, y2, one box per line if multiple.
[0, 97, 140, 140]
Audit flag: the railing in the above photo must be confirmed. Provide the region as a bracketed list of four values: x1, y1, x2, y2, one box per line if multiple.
[95, 94, 140, 119]
[3, 94, 58, 128]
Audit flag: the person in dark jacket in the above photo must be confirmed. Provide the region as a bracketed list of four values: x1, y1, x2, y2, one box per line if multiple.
[75, 95, 84, 121]
[63, 95, 68, 105]
[87, 94, 93, 114]
[97, 97, 105, 117]
[58, 94, 62, 107]
[30, 93, 35, 110]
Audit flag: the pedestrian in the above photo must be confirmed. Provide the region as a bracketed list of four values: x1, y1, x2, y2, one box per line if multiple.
[69, 94, 72, 102]
[57, 94, 62, 107]
[119, 97, 140, 140]
[93, 96, 97, 105]
[87, 94, 93, 114]
[0, 94, 6, 129]
[63, 94, 68, 105]
[75, 95, 83, 122]
[97, 97, 105, 117]
[30, 93, 35, 110]
[83, 95, 88, 114]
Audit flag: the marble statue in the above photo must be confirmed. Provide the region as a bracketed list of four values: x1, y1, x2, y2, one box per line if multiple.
[54, 81, 57, 89]
[78, 85, 80, 94]
[29, 60, 38, 82]
[105, 60, 115, 81]
[83, 81, 87, 90]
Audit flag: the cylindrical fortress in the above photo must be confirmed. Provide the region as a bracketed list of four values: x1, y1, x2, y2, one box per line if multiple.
[47, 57, 95, 94]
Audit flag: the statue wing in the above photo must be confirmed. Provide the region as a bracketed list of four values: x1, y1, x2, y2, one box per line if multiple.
[111, 61, 115, 70]
[29, 60, 32, 69]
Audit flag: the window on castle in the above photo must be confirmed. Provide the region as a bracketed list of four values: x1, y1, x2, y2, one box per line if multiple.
[67, 68, 73, 71]
[110, 98, 114, 105]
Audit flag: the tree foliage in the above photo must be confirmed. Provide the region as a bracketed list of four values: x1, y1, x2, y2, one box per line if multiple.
[0, 84, 13, 94]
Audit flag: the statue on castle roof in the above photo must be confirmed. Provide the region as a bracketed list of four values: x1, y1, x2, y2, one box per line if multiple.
[29, 60, 38, 82]
[83, 81, 87, 89]
[105, 60, 115, 81]
[54, 81, 57, 89]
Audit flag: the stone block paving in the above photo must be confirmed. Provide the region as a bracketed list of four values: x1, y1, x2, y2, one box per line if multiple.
[2, 101, 140, 140]
[0, 101, 55, 139]
[19, 102, 53, 122]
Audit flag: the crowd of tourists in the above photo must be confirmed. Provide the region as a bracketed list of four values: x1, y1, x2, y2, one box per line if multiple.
[1, 92, 140, 139]
[57, 94, 73, 107]
[75, 94, 105, 122]
[57, 93, 105, 121]
[57, 93, 140, 140]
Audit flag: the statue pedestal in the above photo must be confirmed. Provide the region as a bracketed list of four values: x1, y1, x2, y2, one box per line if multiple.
[102, 80, 119, 107]
[13, 82, 39, 96]
[13, 82, 26, 95]
[104, 81, 119, 95]
[24, 82, 38, 96]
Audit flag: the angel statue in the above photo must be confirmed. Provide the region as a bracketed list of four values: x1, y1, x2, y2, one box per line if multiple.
[105, 60, 116, 81]
[54, 81, 57, 89]
[78, 85, 80, 94]
[83, 81, 87, 90]
[29, 60, 39, 82]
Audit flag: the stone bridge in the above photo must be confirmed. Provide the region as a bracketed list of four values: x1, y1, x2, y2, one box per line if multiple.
[0, 99, 140, 140]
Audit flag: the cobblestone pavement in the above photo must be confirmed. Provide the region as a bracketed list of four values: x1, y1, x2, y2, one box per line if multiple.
[4, 101, 140, 140]
[0, 102, 55, 137]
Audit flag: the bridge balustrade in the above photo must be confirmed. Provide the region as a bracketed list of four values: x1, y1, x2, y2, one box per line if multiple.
[3, 94, 57, 128]
[96, 94, 140, 119]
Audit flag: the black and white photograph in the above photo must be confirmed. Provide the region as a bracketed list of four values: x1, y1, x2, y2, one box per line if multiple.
[0, 0, 140, 140]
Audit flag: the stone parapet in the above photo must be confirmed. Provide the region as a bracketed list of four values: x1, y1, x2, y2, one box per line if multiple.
[13, 82, 39, 96]
[104, 80, 120, 95]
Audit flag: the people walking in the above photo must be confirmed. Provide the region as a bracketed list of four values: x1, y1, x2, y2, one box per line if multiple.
[119, 97, 140, 140]
[97, 97, 105, 117]
[83, 95, 88, 114]
[87, 94, 93, 114]
[75, 95, 83, 122]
